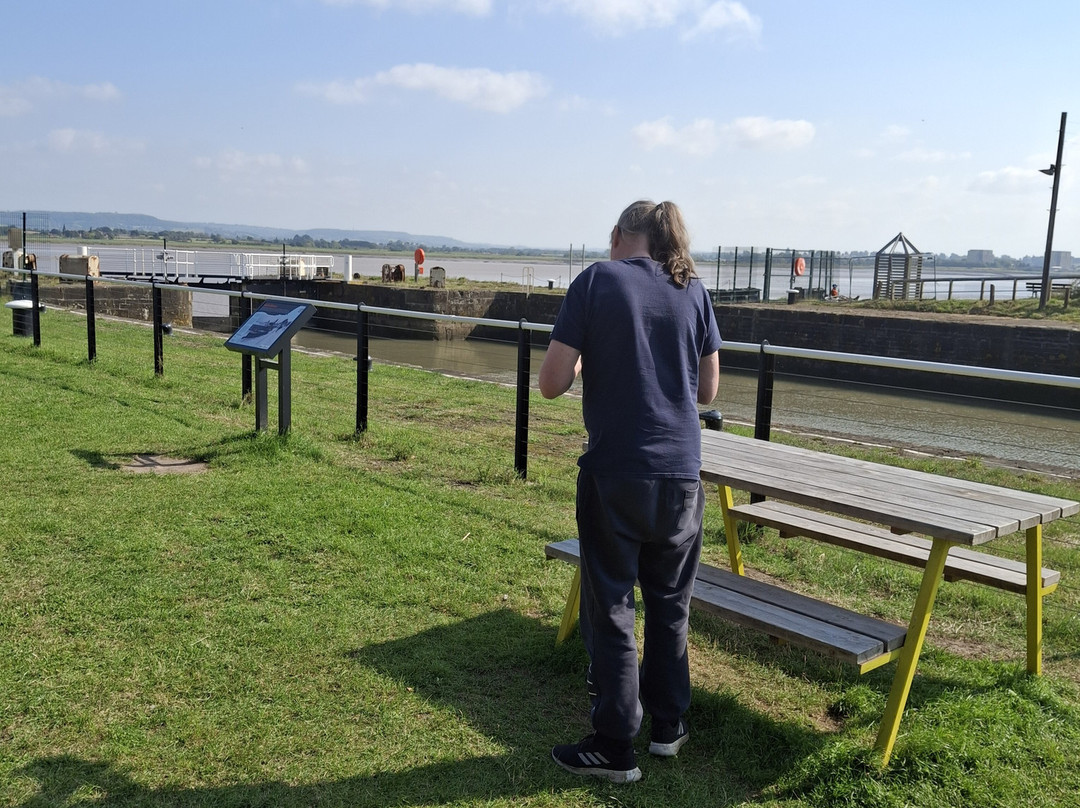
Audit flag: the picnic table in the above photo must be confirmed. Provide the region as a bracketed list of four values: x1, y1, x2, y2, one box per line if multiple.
[547, 429, 1077, 765]
[699, 430, 1076, 763]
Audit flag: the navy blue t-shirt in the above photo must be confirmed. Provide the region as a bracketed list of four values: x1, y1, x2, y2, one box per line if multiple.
[550, 257, 722, 478]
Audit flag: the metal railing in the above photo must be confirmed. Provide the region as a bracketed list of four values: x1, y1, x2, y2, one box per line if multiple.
[7, 267, 1080, 481]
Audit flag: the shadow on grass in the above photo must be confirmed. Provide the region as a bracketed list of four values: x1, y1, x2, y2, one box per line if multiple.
[12, 612, 827, 807]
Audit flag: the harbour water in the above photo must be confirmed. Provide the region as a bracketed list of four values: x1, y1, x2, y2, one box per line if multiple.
[293, 328, 1080, 476]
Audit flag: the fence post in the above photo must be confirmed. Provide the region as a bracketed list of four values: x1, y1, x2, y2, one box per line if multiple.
[85, 274, 96, 362]
[752, 340, 775, 503]
[356, 306, 369, 434]
[514, 319, 531, 479]
[30, 264, 41, 347]
[240, 289, 252, 402]
[763, 247, 772, 301]
[152, 282, 164, 376]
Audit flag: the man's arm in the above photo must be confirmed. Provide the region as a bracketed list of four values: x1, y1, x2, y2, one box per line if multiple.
[697, 350, 720, 405]
[538, 339, 582, 399]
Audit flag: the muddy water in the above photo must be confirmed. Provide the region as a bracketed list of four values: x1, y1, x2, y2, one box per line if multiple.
[293, 329, 1080, 475]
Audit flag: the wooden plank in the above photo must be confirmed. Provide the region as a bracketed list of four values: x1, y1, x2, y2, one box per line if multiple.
[701, 440, 1033, 534]
[700, 456, 999, 543]
[544, 540, 904, 667]
[702, 431, 1078, 521]
[689, 578, 891, 666]
[695, 563, 907, 651]
[729, 501, 1060, 594]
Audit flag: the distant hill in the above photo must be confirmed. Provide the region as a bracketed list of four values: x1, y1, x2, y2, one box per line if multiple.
[2, 210, 489, 250]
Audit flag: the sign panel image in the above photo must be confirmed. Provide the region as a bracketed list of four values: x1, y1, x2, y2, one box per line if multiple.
[225, 300, 316, 358]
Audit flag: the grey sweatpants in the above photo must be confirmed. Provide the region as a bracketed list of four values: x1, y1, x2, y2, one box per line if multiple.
[576, 470, 704, 742]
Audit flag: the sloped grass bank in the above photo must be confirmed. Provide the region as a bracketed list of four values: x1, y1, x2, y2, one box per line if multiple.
[1, 308, 1079, 807]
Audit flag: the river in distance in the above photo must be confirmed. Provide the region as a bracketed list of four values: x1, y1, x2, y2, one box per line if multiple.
[293, 327, 1080, 477]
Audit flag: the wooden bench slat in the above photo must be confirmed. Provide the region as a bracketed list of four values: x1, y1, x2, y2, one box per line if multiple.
[728, 500, 1060, 594]
[693, 564, 907, 654]
[545, 539, 905, 667]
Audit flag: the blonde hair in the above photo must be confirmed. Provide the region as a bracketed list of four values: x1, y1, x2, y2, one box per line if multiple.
[616, 199, 696, 288]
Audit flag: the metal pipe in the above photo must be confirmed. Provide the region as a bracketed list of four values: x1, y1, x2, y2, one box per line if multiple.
[514, 319, 531, 479]
[357, 307, 369, 434]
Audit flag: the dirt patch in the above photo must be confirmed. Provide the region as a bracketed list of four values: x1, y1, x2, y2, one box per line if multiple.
[122, 455, 209, 474]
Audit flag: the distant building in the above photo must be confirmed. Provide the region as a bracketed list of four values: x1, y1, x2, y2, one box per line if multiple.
[1050, 251, 1074, 271]
[967, 249, 995, 265]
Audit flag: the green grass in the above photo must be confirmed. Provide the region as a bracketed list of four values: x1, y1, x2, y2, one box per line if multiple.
[809, 293, 1080, 324]
[2, 306, 1080, 807]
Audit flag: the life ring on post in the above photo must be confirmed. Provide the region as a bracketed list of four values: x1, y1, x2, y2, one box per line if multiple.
[793, 256, 806, 276]
[414, 248, 425, 265]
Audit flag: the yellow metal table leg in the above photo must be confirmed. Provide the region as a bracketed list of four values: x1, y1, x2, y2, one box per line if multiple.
[874, 538, 952, 767]
[555, 567, 581, 645]
[1026, 524, 1043, 676]
[718, 484, 745, 576]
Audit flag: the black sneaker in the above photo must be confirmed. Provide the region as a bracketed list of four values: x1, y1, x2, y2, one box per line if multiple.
[551, 734, 642, 783]
[649, 718, 689, 757]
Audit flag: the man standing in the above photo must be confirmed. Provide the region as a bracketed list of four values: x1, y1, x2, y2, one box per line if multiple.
[539, 200, 721, 783]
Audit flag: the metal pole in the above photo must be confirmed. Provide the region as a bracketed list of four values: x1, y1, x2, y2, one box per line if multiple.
[1039, 112, 1067, 311]
[241, 290, 252, 402]
[514, 319, 531, 479]
[754, 340, 775, 443]
[26, 212, 41, 347]
[152, 282, 164, 376]
[715, 246, 721, 294]
[752, 340, 775, 504]
[732, 247, 738, 291]
[85, 274, 97, 362]
[278, 348, 291, 435]
[764, 247, 772, 301]
[357, 306, 369, 434]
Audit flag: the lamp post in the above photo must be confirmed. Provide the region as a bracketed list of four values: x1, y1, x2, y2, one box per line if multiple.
[1038, 112, 1067, 310]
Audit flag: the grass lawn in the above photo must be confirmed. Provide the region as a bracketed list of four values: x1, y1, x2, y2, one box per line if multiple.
[1, 305, 1079, 807]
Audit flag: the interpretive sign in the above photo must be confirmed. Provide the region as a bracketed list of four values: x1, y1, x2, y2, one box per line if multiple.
[224, 300, 315, 434]
[225, 300, 314, 359]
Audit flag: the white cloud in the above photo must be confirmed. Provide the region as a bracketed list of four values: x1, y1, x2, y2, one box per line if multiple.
[0, 77, 122, 116]
[683, 1, 762, 39]
[727, 116, 815, 149]
[48, 128, 142, 155]
[320, 0, 491, 13]
[894, 148, 972, 163]
[299, 64, 549, 113]
[549, 0, 760, 37]
[196, 150, 308, 175]
[634, 117, 718, 155]
[634, 114, 814, 155]
[968, 166, 1045, 194]
[880, 124, 910, 143]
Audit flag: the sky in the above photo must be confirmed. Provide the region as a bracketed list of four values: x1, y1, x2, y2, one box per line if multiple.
[2, 0, 1077, 258]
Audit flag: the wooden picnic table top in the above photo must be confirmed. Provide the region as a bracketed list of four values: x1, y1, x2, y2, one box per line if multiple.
[700, 430, 1079, 545]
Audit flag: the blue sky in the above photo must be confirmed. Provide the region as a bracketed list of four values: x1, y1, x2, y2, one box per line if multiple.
[2, 0, 1076, 257]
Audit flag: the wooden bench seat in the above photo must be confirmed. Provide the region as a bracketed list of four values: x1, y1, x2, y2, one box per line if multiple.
[545, 538, 906, 672]
[727, 500, 1060, 595]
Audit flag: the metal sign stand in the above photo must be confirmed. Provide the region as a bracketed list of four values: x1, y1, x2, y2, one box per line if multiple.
[224, 300, 315, 435]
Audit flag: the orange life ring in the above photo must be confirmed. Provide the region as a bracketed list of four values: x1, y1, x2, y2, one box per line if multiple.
[793, 257, 806, 276]
[414, 248, 425, 265]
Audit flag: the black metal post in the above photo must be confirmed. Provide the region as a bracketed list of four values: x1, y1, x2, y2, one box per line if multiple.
[241, 290, 252, 402]
[732, 247, 738, 291]
[152, 283, 164, 376]
[278, 348, 291, 435]
[1039, 112, 1067, 311]
[514, 319, 531, 479]
[357, 306, 369, 434]
[763, 247, 772, 301]
[752, 341, 775, 503]
[85, 274, 96, 362]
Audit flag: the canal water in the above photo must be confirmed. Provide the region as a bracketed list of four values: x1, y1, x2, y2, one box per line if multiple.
[293, 328, 1080, 476]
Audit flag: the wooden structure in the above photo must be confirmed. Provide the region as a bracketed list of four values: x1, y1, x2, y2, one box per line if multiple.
[872, 232, 924, 300]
